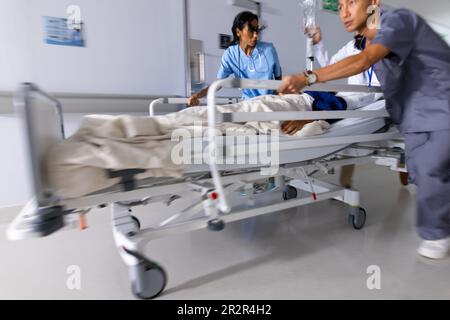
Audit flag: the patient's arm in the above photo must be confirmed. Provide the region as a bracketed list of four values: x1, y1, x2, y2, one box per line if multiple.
[281, 120, 315, 135]
[188, 86, 210, 106]
[278, 44, 390, 94]
[188, 81, 223, 107]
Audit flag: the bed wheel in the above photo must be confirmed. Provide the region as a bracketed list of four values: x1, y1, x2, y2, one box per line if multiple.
[28, 206, 66, 237]
[130, 260, 167, 300]
[131, 215, 141, 231]
[208, 219, 225, 231]
[399, 172, 409, 186]
[348, 207, 366, 230]
[283, 186, 298, 201]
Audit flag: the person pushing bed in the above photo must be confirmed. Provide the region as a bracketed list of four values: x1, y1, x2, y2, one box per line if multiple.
[279, 0, 450, 260]
[187, 11, 285, 194]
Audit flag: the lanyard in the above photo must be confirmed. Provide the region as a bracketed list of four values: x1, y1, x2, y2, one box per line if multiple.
[367, 66, 374, 88]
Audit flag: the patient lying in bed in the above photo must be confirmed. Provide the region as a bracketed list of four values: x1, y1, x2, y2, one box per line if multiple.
[47, 92, 382, 198]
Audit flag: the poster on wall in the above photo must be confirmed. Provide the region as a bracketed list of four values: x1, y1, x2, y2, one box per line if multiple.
[43, 16, 85, 47]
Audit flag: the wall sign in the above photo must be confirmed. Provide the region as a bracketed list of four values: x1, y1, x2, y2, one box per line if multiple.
[43, 16, 85, 47]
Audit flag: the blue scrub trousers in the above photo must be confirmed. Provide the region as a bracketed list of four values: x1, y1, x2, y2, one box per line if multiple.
[404, 130, 450, 240]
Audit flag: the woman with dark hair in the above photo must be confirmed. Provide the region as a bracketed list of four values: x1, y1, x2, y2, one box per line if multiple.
[188, 11, 282, 106]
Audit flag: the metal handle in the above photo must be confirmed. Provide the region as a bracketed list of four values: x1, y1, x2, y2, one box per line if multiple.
[194, 52, 206, 84]
[149, 98, 166, 116]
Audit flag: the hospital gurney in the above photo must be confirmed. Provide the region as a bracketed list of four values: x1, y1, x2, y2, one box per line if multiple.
[7, 79, 406, 299]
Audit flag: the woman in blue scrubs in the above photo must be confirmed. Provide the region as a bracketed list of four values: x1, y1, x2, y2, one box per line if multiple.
[188, 11, 282, 106]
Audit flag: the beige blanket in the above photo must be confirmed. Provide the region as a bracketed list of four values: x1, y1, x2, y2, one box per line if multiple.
[47, 94, 330, 198]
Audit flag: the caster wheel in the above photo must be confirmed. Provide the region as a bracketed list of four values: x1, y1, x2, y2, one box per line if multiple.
[283, 186, 298, 201]
[399, 172, 409, 186]
[131, 215, 141, 231]
[208, 219, 225, 231]
[131, 260, 167, 300]
[348, 207, 366, 230]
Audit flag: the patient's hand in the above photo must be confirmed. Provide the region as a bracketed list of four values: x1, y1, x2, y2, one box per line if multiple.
[188, 95, 200, 107]
[281, 120, 314, 135]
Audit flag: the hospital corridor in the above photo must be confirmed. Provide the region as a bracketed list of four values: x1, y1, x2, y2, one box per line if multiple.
[0, 0, 449, 302]
[1, 164, 450, 300]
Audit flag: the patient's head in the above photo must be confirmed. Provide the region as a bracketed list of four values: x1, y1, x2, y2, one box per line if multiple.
[338, 0, 380, 34]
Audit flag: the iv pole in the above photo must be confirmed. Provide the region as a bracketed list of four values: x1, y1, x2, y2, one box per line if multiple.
[299, 0, 317, 71]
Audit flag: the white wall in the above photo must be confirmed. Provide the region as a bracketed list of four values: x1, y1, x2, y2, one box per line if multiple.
[0, 0, 33, 90]
[188, 0, 353, 89]
[0, 0, 187, 96]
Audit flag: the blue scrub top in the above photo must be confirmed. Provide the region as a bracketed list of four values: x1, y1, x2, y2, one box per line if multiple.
[371, 9, 450, 133]
[217, 41, 282, 100]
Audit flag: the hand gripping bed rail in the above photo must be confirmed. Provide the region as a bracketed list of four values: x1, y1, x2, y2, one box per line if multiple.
[206, 78, 386, 214]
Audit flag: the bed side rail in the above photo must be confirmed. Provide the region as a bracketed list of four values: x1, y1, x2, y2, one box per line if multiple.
[213, 79, 385, 122]
[149, 97, 241, 116]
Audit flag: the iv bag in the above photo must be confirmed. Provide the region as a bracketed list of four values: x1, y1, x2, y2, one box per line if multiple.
[300, 0, 317, 69]
[299, 0, 317, 35]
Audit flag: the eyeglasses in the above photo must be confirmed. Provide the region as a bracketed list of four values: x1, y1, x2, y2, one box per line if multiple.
[247, 25, 263, 34]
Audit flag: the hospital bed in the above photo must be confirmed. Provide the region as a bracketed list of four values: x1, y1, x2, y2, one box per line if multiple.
[7, 79, 406, 299]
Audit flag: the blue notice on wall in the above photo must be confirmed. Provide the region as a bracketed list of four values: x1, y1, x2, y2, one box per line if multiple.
[44, 16, 85, 47]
